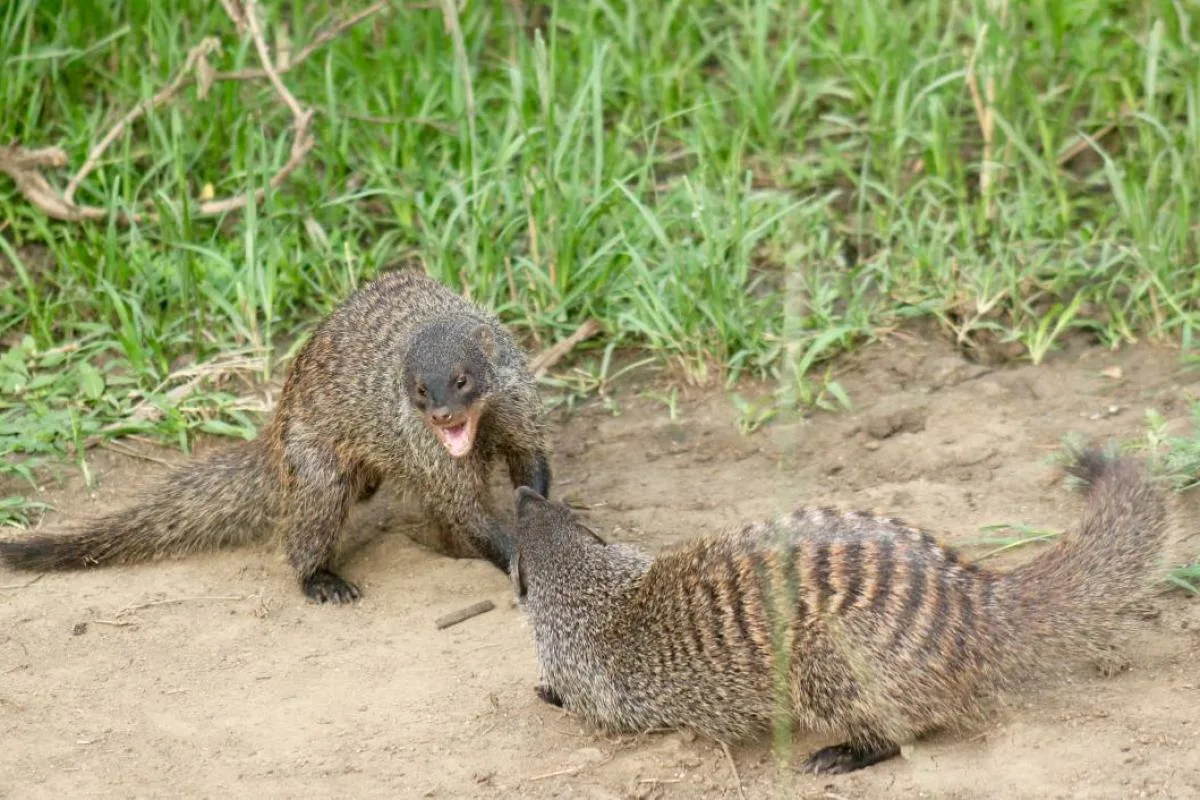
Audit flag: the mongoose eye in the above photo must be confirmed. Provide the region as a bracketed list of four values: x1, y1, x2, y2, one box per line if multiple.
[456, 375, 470, 391]
[415, 384, 428, 398]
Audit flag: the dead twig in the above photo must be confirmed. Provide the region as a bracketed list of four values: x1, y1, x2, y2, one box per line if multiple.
[218, 0, 248, 33]
[114, 594, 255, 618]
[96, 440, 177, 469]
[2, 0, 399, 225]
[530, 319, 603, 378]
[435, 599, 496, 629]
[214, 1, 439, 81]
[0, 574, 46, 591]
[721, 742, 747, 800]
[527, 754, 614, 782]
[439, 0, 477, 145]
[1057, 107, 1131, 167]
[0, 145, 135, 223]
[201, 0, 315, 217]
[964, 25, 994, 221]
[65, 38, 221, 204]
[66, 348, 268, 455]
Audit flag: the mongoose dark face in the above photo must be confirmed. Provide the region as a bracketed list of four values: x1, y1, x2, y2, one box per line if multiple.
[403, 320, 496, 459]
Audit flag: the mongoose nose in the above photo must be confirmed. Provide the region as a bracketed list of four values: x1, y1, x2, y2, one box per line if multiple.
[430, 408, 453, 425]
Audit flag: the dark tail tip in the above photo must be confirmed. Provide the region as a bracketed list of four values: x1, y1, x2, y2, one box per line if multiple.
[0, 536, 88, 571]
[1060, 440, 1136, 489]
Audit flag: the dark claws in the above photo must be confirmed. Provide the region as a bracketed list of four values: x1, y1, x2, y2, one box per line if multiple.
[801, 741, 900, 775]
[302, 568, 362, 604]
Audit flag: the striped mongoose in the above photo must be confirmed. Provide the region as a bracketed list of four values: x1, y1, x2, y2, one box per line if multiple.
[0, 270, 551, 604]
[509, 446, 1170, 774]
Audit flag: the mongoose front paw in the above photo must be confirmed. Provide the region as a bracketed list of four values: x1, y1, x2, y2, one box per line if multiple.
[535, 684, 563, 707]
[801, 741, 900, 775]
[303, 568, 362, 604]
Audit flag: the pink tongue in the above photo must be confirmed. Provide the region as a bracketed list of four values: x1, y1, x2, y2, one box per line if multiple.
[440, 424, 471, 458]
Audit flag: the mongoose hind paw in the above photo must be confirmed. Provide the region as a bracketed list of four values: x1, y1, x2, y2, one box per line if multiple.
[534, 684, 563, 707]
[302, 568, 362, 605]
[801, 740, 901, 775]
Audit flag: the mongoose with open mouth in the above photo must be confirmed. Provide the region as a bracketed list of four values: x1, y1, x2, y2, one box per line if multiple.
[0, 270, 551, 604]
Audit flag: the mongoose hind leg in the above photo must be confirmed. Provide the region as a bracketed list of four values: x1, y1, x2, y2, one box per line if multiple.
[801, 736, 901, 775]
[282, 440, 360, 604]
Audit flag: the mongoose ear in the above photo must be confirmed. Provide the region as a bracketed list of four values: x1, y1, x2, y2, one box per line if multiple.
[474, 324, 495, 358]
[579, 523, 608, 546]
[510, 551, 527, 599]
[515, 486, 547, 519]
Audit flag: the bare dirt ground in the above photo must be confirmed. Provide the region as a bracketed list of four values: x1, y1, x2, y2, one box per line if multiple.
[3, 331, 1200, 800]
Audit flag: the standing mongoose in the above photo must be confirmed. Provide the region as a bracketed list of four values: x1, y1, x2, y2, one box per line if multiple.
[0, 270, 551, 604]
[508, 445, 1170, 774]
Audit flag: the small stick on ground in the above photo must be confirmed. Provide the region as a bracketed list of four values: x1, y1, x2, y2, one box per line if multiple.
[530, 319, 603, 378]
[721, 742, 747, 800]
[97, 440, 176, 469]
[0, 574, 46, 591]
[527, 755, 614, 782]
[114, 594, 255, 618]
[436, 600, 496, 630]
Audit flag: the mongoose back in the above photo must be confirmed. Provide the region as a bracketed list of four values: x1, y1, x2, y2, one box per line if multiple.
[509, 446, 1170, 774]
[0, 270, 551, 603]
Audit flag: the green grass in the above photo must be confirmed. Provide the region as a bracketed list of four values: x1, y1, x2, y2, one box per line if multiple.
[2, 0, 1200, 522]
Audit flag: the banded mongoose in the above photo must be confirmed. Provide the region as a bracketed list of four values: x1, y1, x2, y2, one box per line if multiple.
[508, 446, 1170, 774]
[0, 270, 551, 604]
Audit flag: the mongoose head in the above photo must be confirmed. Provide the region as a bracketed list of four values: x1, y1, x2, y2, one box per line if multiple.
[403, 319, 497, 459]
[510, 486, 608, 601]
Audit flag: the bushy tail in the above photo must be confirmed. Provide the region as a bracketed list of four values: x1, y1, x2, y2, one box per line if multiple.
[0, 442, 279, 571]
[997, 444, 1172, 659]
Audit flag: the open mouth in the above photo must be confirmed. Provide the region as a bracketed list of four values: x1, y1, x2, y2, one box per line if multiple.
[432, 412, 478, 459]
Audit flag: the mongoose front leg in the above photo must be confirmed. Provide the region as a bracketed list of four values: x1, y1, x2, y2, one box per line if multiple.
[507, 448, 551, 498]
[423, 475, 514, 573]
[801, 737, 901, 775]
[281, 440, 359, 604]
[535, 684, 563, 707]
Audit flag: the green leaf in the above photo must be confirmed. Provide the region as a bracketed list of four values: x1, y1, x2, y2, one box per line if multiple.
[75, 362, 106, 400]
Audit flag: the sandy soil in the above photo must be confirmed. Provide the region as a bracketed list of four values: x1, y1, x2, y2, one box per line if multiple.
[3, 331, 1200, 799]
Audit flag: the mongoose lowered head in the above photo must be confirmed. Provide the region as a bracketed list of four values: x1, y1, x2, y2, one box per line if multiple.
[511, 487, 610, 598]
[403, 319, 497, 458]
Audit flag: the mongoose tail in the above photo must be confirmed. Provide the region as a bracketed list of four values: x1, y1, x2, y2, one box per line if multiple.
[0, 442, 277, 571]
[997, 443, 1172, 657]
